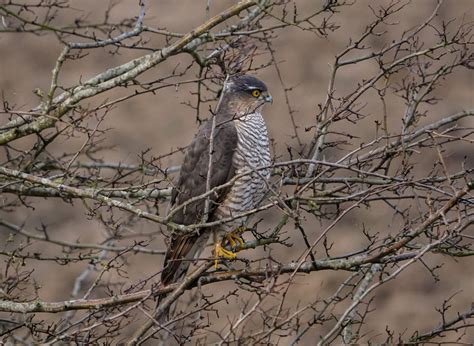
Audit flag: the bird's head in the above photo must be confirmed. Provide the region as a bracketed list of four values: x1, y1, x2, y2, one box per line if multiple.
[220, 75, 272, 116]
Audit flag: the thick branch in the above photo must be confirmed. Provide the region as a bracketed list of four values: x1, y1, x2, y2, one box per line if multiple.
[2, 231, 472, 315]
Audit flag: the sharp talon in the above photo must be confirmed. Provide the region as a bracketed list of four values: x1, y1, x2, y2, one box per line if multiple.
[224, 227, 247, 252]
[213, 227, 248, 268]
[214, 242, 237, 269]
[227, 236, 237, 248]
[218, 244, 237, 259]
[233, 234, 245, 248]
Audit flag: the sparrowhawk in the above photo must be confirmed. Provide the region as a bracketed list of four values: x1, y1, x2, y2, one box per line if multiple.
[161, 75, 273, 287]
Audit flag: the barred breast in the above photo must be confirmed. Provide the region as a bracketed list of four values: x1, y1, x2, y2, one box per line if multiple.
[216, 112, 271, 229]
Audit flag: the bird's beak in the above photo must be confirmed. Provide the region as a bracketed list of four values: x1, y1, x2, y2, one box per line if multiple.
[264, 93, 273, 104]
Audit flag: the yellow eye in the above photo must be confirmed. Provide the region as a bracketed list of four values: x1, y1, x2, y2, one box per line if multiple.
[251, 89, 261, 98]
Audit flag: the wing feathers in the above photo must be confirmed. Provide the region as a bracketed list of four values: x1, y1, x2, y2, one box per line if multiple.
[161, 119, 238, 285]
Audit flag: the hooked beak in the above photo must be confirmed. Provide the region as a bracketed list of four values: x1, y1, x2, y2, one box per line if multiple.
[264, 93, 273, 104]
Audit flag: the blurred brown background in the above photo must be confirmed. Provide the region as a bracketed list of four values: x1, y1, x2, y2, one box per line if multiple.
[1, 0, 473, 343]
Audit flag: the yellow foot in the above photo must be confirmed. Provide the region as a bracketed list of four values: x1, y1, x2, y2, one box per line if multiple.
[214, 242, 237, 269]
[225, 226, 247, 251]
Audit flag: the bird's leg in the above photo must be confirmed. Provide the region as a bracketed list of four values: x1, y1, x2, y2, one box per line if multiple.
[224, 226, 246, 252]
[213, 230, 237, 269]
[214, 243, 237, 268]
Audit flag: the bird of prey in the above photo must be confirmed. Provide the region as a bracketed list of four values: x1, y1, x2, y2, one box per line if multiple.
[161, 75, 273, 287]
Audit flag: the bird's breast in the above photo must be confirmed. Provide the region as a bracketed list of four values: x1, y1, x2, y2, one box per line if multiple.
[217, 112, 271, 220]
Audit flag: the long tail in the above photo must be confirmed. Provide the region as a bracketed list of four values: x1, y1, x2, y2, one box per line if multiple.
[161, 233, 202, 286]
[156, 233, 201, 321]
